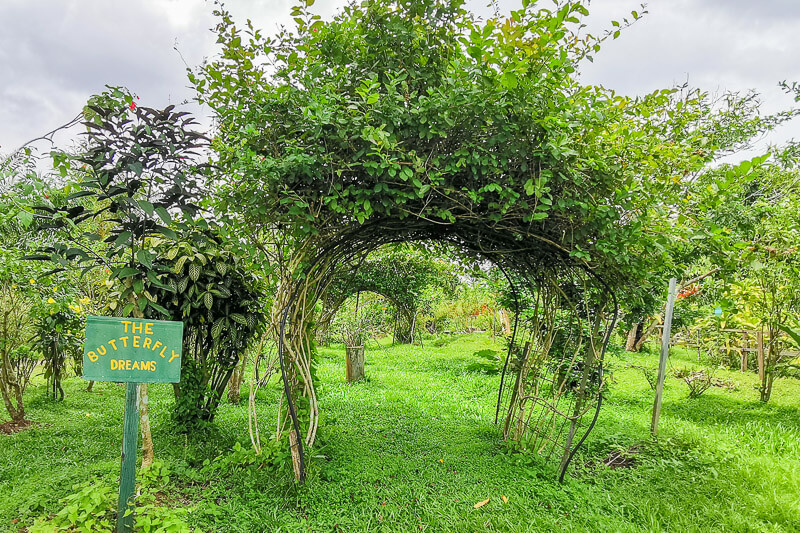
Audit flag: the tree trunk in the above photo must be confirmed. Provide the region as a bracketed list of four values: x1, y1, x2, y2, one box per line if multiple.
[759, 329, 777, 403]
[0, 381, 25, 422]
[345, 346, 365, 382]
[271, 271, 322, 482]
[393, 307, 415, 344]
[138, 383, 154, 469]
[132, 305, 154, 468]
[228, 351, 249, 405]
[626, 317, 662, 352]
[625, 323, 641, 352]
[0, 351, 26, 422]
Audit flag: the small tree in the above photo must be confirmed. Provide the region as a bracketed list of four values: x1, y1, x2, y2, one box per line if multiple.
[28, 88, 209, 465]
[31, 298, 83, 400]
[690, 159, 800, 402]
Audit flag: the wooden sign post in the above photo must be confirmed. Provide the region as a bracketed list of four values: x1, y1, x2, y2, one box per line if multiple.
[82, 316, 183, 533]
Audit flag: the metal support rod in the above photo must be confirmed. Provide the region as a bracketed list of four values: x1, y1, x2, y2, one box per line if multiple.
[651, 278, 677, 436]
[494, 264, 519, 425]
[117, 382, 139, 532]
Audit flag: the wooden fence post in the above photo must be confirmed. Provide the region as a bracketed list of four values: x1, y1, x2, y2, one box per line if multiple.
[651, 278, 677, 436]
[117, 383, 139, 532]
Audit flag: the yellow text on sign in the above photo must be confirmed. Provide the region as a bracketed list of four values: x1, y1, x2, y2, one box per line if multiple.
[85, 321, 181, 369]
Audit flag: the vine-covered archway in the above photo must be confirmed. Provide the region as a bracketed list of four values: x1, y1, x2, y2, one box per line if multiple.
[194, 1, 735, 482]
[276, 221, 617, 481]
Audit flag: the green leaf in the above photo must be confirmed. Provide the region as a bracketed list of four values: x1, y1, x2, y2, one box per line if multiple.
[147, 300, 171, 318]
[175, 255, 189, 274]
[155, 207, 172, 225]
[178, 277, 190, 293]
[114, 231, 133, 247]
[779, 324, 800, 349]
[138, 200, 155, 216]
[136, 249, 153, 269]
[189, 263, 201, 281]
[17, 210, 34, 228]
[156, 227, 178, 240]
[211, 318, 225, 339]
[524, 179, 535, 196]
[66, 190, 95, 201]
[147, 270, 175, 292]
[116, 267, 140, 279]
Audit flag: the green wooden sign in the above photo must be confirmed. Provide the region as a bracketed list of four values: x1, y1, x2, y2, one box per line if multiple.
[83, 316, 183, 383]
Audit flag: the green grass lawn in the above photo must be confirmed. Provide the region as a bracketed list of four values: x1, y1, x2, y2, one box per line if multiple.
[2, 333, 799, 532]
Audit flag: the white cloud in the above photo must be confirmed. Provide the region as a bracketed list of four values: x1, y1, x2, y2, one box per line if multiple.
[1, 0, 798, 157]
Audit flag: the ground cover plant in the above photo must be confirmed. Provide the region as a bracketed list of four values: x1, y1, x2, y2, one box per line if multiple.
[2, 334, 798, 531]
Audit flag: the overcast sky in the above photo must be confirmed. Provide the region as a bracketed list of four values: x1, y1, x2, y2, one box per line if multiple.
[2, 0, 799, 159]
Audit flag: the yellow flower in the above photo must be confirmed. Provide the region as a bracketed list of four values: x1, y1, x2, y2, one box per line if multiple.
[29, 279, 35, 285]
[80, 297, 91, 305]
[47, 298, 56, 304]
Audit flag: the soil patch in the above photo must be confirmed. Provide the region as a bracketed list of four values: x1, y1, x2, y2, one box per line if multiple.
[587, 445, 641, 471]
[0, 419, 34, 435]
[603, 446, 641, 469]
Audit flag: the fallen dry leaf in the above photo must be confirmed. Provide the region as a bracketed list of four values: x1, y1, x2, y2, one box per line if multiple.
[474, 498, 490, 509]
[501, 495, 508, 503]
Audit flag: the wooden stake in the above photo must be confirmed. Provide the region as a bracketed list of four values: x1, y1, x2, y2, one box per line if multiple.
[741, 332, 749, 372]
[651, 279, 677, 436]
[117, 382, 139, 532]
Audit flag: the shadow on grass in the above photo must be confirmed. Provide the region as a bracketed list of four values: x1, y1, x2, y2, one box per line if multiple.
[465, 348, 501, 374]
[662, 391, 800, 432]
[429, 333, 471, 347]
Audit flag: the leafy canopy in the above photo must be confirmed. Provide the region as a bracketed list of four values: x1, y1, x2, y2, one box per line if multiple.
[194, 0, 784, 290]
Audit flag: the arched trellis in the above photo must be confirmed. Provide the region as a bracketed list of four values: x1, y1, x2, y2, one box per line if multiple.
[318, 285, 412, 345]
[316, 251, 457, 345]
[276, 219, 618, 482]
